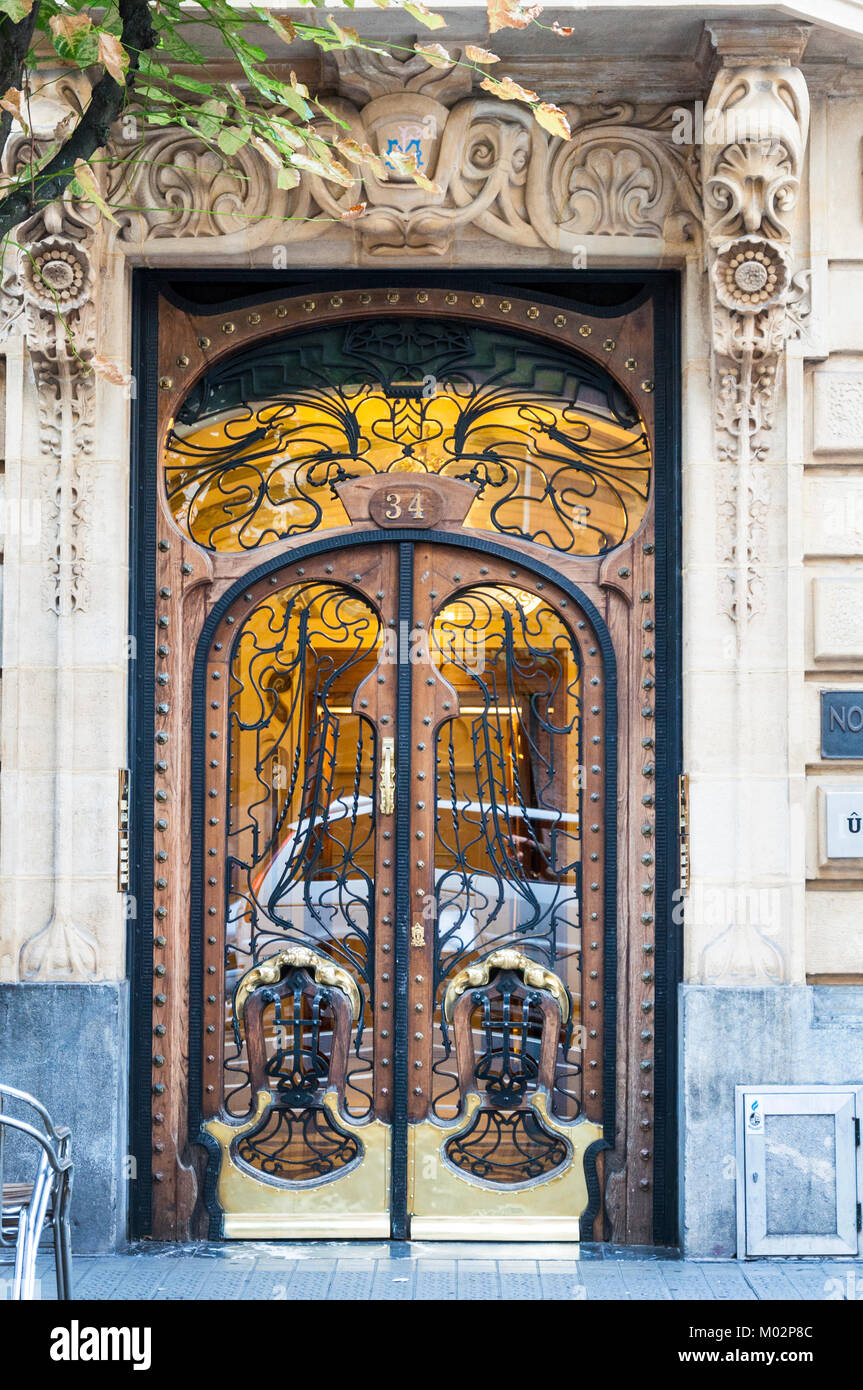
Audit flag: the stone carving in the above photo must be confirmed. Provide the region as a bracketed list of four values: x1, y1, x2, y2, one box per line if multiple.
[103, 61, 701, 259]
[546, 106, 701, 245]
[698, 918, 785, 986]
[0, 162, 102, 979]
[702, 59, 809, 621]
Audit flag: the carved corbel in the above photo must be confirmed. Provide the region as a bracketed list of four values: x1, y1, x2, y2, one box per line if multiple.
[0, 145, 101, 612]
[701, 26, 810, 620]
[0, 122, 104, 981]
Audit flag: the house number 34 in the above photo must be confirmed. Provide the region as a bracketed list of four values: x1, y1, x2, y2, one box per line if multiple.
[368, 483, 443, 528]
[385, 491, 425, 519]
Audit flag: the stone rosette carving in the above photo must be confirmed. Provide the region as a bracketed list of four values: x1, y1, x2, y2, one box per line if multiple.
[711, 234, 789, 314]
[20, 235, 92, 313]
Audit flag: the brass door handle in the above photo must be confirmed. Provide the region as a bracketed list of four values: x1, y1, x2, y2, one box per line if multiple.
[380, 737, 395, 815]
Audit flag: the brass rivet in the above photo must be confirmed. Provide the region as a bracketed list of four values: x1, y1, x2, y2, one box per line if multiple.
[416, 291, 428, 304]
[158, 376, 173, 390]
[499, 300, 511, 312]
[526, 306, 539, 319]
[625, 356, 637, 370]
[386, 291, 400, 304]
[603, 338, 615, 352]
[641, 379, 654, 393]
[176, 355, 189, 367]
[553, 314, 566, 327]
[222, 321, 235, 334]
[275, 306, 288, 318]
[197, 336, 211, 349]
[330, 295, 342, 307]
[247, 312, 260, 325]
[472, 294, 484, 308]
[445, 293, 457, 305]
[579, 325, 591, 337]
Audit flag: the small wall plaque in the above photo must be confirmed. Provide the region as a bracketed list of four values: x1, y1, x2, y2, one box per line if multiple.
[821, 691, 863, 759]
[825, 790, 863, 859]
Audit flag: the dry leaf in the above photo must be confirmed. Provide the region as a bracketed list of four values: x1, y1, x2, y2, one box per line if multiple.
[551, 20, 574, 36]
[98, 32, 129, 85]
[340, 202, 367, 220]
[411, 169, 442, 195]
[403, 2, 446, 30]
[52, 110, 76, 142]
[336, 137, 389, 180]
[464, 44, 500, 64]
[532, 101, 571, 140]
[0, 87, 28, 133]
[383, 148, 441, 194]
[480, 74, 537, 104]
[266, 11, 296, 44]
[49, 12, 92, 40]
[327, 16, 360, 46]
[487, 0, 542, 34]
[251, 136, 283, 168]
[290, 71, 309, 98]
[414, 42, 451, 68]
[73, 159, 119, 225]
[90, 355, 131, 387]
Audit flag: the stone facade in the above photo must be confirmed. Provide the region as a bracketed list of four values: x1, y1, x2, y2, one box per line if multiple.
[0, 3, 862, 1254]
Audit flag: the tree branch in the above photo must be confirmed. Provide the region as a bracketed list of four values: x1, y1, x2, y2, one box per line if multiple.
[0, 0, 156, 242]
[0, 1, 42, 163]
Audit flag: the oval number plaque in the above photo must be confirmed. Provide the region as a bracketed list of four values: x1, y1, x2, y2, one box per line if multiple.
[368, 483, 444, 529]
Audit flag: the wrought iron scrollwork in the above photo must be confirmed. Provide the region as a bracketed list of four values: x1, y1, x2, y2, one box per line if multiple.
[430, 584, 585, 1135]
[235, 1104, 361, 1183]
[223, 581, 379, 1126]
[444, 1107, 570, 1185]
[166, 318, 651, 556]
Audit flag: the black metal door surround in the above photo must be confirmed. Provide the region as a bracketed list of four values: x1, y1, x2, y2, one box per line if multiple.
[129, 273, 681, 1246]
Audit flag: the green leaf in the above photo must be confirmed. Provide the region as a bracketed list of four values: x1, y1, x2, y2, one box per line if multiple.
[217, 124, 251, 156]
[313, 100, 349, 128]
[131, 83, 175, 106]
[277, 166, 300, 189]
[158, 29, 205, 64]
[0, 0, 35, 22]
[245, 70, 312, 119]
[195, 98, 228, 142]
[137, 54, 171, 79]
[170, 72, 216, 96]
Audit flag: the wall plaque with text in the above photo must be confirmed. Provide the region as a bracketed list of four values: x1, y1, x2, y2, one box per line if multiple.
[821, 691, 863, 759]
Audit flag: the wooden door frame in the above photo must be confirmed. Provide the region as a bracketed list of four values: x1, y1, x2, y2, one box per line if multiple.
[128, 268, 682, 1245]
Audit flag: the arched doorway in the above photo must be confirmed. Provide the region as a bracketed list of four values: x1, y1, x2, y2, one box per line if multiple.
[131, 278, 680, 1244]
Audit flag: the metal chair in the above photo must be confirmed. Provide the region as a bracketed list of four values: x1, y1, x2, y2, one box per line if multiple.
[0, 1084, 73, 1300]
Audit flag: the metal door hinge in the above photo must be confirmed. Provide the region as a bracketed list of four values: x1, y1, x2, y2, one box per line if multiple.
[857, 1202, 861, 1233]
[118, 768, 130, 893]
[678, 772, 689, 894]
[854, 1116, 860, 1147]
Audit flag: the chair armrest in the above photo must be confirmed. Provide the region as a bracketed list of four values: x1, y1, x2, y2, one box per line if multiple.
[0, 1084, 64, 1142]
[0, 1114, 73, 1174]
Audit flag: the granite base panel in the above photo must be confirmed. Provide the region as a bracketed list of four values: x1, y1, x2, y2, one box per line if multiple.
[680, 984, 863, 1258]
[0, 981, 129, 1254]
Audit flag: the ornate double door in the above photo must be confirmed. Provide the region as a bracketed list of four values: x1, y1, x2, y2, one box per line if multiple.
[200, 536, 607, 1239]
